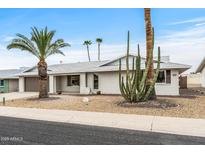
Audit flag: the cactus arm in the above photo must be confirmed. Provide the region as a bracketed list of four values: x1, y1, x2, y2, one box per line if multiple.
[121, 77, 130, 101]
[119, 59, 127, 99]
[139, 27, 154, 92]
[131, 57, 135, 81]
[119, 59, 131, 101]
[144, 46, 161, 101]
[139, 49, 152, 92]
[126, 31, 132, 96]
[136, 44, 141, 91]
[119, 59, 123, 93]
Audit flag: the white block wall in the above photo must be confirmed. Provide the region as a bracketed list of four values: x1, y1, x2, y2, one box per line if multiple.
[87, 70, 180, 96]
[155, 70, 179, 96]
[59, 76, 80, 93]
[80, 73, 90, 94]
[87, 72, 123, 94]
[187, 73, 202, 88]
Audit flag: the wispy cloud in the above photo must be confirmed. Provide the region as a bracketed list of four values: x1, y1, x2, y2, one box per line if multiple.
[169, 17, 205, 25]
[0, 21, 204, 74]
[156, 24, 205, 73]
[195, 22, 205, 26]
[0, 44, 38, 70]
[2, 36, 14, 42]
[0, 41, 145, 69]
[46, 42, 146, 64]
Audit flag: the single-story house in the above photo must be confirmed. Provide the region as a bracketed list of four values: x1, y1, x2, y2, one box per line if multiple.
[18, 55, 191, 96]
[0, 68, 27, 93]
[196, 57, 205, 87]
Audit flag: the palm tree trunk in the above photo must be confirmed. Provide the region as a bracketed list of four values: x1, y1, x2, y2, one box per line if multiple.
[87, 45, 91, 62]
[144, 8, 156, 100]
[38, 59, 48, 98]
[98, 43, 100, 61]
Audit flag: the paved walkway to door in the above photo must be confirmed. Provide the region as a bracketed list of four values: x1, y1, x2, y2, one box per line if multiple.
[0, 92, 38, 102]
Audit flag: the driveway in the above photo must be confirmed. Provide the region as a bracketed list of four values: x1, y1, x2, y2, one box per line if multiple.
[0, 92, 38, 102]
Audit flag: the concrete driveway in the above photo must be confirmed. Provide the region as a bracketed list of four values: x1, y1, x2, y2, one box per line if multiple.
[0, 92, 38, 102]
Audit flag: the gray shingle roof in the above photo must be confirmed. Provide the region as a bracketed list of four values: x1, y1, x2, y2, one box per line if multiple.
[0, 69, 25, 79]
[19, 55, 191, 76]
[20, 61, 109, 76]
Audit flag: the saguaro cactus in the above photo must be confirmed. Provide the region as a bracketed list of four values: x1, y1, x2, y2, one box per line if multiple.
[119, 31, 160, 103]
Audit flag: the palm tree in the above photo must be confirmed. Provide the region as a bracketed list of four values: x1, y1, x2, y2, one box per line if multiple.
[96, 38, 102, 61]
[83, 40, 92, 62]
[7, 27, 70, 98]
[144, 8, 156, 100]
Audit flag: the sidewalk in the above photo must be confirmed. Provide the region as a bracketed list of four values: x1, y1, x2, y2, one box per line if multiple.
[0, 106, 205, 137]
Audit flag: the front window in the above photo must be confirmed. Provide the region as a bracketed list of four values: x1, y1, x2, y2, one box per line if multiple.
[157, 71, 165, 83]
[67, 75, 80, 86]
[0, 80, 4, 87]
[93, 74, 99, 89]
[157, 70, 171, 84]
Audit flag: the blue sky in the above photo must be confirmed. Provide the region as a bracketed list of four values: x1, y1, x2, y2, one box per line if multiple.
[1, 8, 205, 73]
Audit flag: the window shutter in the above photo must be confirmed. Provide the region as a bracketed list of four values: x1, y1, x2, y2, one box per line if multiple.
[67, 76, 71, 86]
[93, 74, 99, 89]
[166, 70, 171, 84]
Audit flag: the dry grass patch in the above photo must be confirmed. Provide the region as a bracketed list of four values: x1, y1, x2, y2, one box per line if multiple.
[2, 93, 205, 119]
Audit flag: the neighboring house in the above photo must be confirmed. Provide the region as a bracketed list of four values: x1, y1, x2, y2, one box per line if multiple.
[18, 55, 191, 96]
[196, 57, 205, 87]
[179, 73, 202, 88]
[0, 68, 27, 93]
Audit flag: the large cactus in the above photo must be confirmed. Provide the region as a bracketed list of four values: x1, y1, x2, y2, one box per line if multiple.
[119, 31, 160, 103]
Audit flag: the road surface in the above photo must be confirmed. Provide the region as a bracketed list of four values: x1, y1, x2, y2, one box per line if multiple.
[0, 116, 204, 145]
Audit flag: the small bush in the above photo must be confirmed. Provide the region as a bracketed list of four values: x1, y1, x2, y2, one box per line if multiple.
[57, 91, 62, 95]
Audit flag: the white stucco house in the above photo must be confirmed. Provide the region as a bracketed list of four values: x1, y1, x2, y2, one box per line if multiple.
[18, 55, 191, 96]
[196, 57, 205, 87]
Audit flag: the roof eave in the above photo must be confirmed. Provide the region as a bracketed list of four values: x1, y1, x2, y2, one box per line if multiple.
[196, 57, 205, 73]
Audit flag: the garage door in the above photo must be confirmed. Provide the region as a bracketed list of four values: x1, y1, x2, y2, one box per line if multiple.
[8, 79, 19, 92]
[25, 77, 39, 92]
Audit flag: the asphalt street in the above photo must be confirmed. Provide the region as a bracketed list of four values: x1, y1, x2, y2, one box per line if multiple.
[0, 116, 204, 145]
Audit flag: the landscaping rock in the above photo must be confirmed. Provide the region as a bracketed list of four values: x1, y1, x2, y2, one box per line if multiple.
[82, 97, 89, 103]
[200, 91, 205, 94]
[118, 100, 178, 109]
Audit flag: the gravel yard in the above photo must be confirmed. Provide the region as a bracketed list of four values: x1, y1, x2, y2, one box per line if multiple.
[2, 89, 205, 119]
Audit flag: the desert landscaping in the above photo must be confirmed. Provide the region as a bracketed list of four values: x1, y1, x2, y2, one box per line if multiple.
[2, 89, 205, 119]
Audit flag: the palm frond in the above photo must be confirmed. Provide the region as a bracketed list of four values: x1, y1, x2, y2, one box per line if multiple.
[45, 39, 70, 58]
[7, 35, 39, 58]
[96, 38, 102, 43]
[83, 40, 92, 45]
[7, 26, 70, 60]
